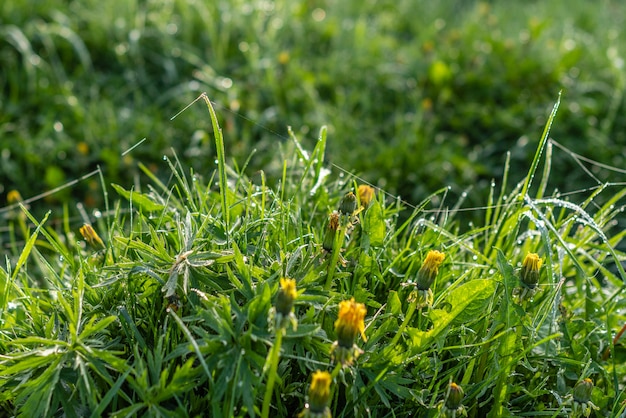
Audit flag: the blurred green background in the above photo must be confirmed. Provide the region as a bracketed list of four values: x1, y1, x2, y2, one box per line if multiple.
[2, 0, 625, 218]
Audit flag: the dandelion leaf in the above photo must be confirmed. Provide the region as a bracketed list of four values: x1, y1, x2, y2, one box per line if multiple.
[361, 200, 385, 249]
[409, 279, 497, 352]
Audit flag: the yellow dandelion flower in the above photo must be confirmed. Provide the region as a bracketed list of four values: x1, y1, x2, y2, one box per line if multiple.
[277, 278, 297, 312]
[331, 298, 367, 366]
[416, 250, 445, 290]
[357, 184, 375, 209]
[271, 277, 298, 332]
[77, 141, 89, 156]
[299, 370, 332, 418]
[278, 50, 290, 65]
[335, 298, 367, 344]
[7, 190, 23, 204]
[520, 253, 542, 289]
[79, 224, 105, 250]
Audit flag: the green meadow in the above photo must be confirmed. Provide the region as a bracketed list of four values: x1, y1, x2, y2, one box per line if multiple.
[2, 1, 626, 416]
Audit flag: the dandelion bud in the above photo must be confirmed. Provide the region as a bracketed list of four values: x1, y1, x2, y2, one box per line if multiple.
[440, 382, 467, 417]
[520, 253, 542, 289]
[571, 377, 598, 417]
[6, 190, 26, 221]
[308, 371, 332, 415]
[299, 371, 332, 418]
[416, 250, 445, 291]
[276, 278, 297, 317]
[338, 192, 357, 215]
[335, 298, 367, 347]
[445, 382, 464, 410]
[7, 190, 23, 204]
[573, 378, 593, 404]
[80, 224, 105, 250]
[273, 278, 298, 331]
[357, 185, 375, 209]
[322, 212, 340, 252]
[331, 298, 367, 366]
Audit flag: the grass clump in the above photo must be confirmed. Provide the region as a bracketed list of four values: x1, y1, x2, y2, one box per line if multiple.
[1, 97, 626, 417]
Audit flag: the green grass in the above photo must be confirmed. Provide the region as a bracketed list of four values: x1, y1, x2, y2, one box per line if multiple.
[3, 1, 626, 416]
[1, 95, 626, 417]
[2, 0, 626, 217]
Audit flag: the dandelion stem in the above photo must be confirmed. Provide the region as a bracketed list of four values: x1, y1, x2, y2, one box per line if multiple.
[262, 329, 284, 418]
[330, 362, 343, 380]
[390, 302, 417, 348]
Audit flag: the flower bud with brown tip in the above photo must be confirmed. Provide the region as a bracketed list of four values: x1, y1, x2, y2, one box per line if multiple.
[322, 212, 340, 252]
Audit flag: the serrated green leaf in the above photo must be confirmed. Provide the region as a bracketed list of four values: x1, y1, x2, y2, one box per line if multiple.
[362, 201, 385, 248]
[409, 279, 497, 351]
[79, 315, 118, 341]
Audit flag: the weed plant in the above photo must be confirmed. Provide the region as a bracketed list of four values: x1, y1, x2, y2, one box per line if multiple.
[1, 94, 626, 417]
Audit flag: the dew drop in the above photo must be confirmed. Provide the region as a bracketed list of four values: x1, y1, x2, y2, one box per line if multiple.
[472, 255, 478, 261]
[162, 155, 168, 161]
[214, 159, 219, 164]
[93, 210, 102, 218]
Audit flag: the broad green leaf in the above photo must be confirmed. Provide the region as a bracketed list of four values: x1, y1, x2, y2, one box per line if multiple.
[362, 200, 385, 249]
[409, 279, 497, 351]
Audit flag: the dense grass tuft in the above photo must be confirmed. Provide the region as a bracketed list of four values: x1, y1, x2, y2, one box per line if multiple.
[2, 98, 626, 417]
